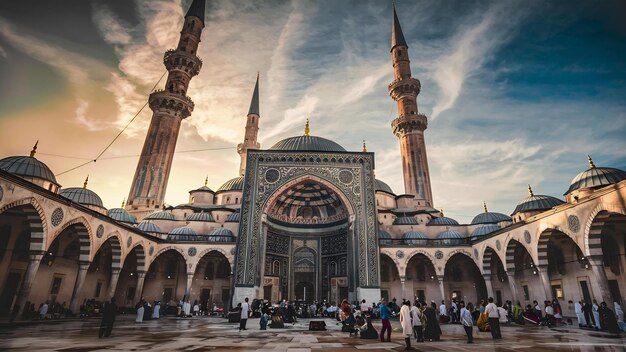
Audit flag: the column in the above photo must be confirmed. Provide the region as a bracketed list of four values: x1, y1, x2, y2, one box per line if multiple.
[437, 275, 445, 301]
[133, 271, 146, 304]
[483, 275, 494, 299]
[589, 260, 613, 305]
[185, 272, 194, 300]
[16, 251, 44, 317]
[69, 261, 91, 313]
[536, 266, 552, 301]
[506, 272, 520, 304]
[107, 268, 121, 300]
[400, 276, 406, 300]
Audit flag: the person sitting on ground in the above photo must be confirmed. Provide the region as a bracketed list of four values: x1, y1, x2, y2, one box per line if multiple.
[360, 316, 379, 339]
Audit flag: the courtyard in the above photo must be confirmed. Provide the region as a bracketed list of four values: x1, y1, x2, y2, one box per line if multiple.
[0, 316, 624, 351]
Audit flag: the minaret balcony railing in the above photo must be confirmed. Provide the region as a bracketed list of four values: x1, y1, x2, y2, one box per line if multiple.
[391, 113, 428, 135]
[164, 49, 203, 76]
[388, 77, 421, 99]
[148, 90, 195, 118]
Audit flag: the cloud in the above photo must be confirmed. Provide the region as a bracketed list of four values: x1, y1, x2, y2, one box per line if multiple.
[0, 45, 6, 58]
[74, 100, 98, 131]
[91, 4, 132, 46]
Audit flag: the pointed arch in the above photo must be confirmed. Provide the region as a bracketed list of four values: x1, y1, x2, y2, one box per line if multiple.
[99, 233, 123, 270]
[54, 217, 92, 263]
[128, 243, 146, 273]
[0, 197, 47, 251]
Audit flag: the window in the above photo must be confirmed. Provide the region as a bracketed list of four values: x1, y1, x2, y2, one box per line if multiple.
[94, 282, 102, 298]
[50, 277, 63, 294]
[551, 281, 564, 300]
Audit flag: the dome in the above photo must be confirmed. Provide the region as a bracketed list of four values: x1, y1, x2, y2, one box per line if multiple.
[144, 211, 175, 221]
[167, 226, 199, 241]
[60, 187, 104, 208]
[217, 176, 244, 192]
[107, 208, 137, 224]
[512, 194, 564, 215]
[191, 185, 213, 193]
[0, 155, 58, 185]
[427, 216, 459, 226]
[378, 230, 392, 245]
[207, 228, 235, 242]
[269, 135, 346, 152]
[138, 221, 162, 233]
[402, 231, 428, 245]
[226, 210, 241, 222]
[393, 216, 418, 225]
[375, 179, 395, 194]
[565, 164, 626, 195]
[471, 212, 511, 225]
[437, 230, 465, 245]
[186, 212, 214, 222]
[470, 224, 500, 238]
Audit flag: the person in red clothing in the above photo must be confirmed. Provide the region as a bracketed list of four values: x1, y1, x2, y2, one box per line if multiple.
[378, 298, 392, 342]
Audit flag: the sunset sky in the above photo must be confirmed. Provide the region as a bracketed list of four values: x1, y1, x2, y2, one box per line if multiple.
[0, 0, 625, 223]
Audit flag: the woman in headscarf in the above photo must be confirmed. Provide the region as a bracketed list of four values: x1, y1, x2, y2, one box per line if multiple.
[423, 302, 442, 341]
[360, 316, 379, 339]
[598, 302, 620, 334]
[399, 301, 414, 350]
[476, 310, 490, 332]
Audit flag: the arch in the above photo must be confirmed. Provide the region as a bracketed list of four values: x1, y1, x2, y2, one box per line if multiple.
[53, 217, 92, 263]
[379, 252, 400, 281]
[405, 252, 437, 281]
[0, 197, 47, 252]
[195, 248, 232, 275]
[405, 249, 436, 267]
[98, 233, 123, 270]
[128, 243, 146, 273]
[584, 207, 626, 262]
[505, 239, 534, 272]
[537, 228, 584, 267]
[443, 249, 473, 268]
[482, 246, 498, 277]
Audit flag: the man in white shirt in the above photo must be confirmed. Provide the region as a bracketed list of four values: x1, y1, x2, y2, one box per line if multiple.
[439, 300, 448, 323]
[239, 297, 250, 331]
[460, 302, 474, 343]
[575, 300, 586, 327]
[360, 299, 369, 315]
[410, 301, 423, 342]
[485, 297, 501, 339]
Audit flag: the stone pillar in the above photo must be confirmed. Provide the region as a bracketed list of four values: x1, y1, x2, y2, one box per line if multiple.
[400, 276, 406, 300]
[185, 272, 194, 300]
[483, 275, 494, 299]
[16, 251, 44, 317]
[107, 269, 121, 300]
[133, 271, 146, 304]
[589, 260, 612, 305]
[437, 275, 445, 301]
[536, 266, 552, 301]
[69, 261, 91, 313]
[506, 272, 520, 304]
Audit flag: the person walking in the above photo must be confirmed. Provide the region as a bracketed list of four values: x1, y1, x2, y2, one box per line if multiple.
[39, 301, 49, 320]
[410, 301, 423, 342]
[400, 301, 414, 350]
[575, 300, 587, 327]
[592, 300, 602, 330]
[239, 297, 250, 331]
[135, 299, 144, 323]
[99, 297, 117, 338]
[485, 297, 501, 339]
[424, 302, 442, 341]
[460, 302, 474, 343]
[378, 298, 392, 342]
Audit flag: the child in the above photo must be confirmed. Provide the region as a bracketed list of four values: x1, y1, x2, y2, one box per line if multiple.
[260, 310, 269, 330]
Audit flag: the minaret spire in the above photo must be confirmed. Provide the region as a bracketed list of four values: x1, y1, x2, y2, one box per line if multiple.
[237, 74, 262, 176]
[126, 0, 206, 219]
[388, 3, 433, 207]
[587, 154, 596, 169]
[304, 116, 310, 136]
[83, 175, 89, 189]
[528, 184, 534, 197]
[29, 140, 39, 158]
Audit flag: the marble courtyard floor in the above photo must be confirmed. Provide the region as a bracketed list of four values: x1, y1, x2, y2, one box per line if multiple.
[0, 315, 624, 351]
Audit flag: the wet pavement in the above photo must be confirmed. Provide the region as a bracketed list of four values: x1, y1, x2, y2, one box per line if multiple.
[0, 315, 624, 351]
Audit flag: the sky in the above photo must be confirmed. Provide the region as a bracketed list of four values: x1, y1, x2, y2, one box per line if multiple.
[0, 0, 625, 223]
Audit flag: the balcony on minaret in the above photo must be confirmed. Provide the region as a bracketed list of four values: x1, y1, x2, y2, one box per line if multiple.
[148, 90, 195, 119]
[388, 77, 421, 101]
[392, 113, 428, 137]
[164, 49, 203, 77]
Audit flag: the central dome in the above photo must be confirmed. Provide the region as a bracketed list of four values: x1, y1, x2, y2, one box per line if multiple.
[270, 135, 346, 152]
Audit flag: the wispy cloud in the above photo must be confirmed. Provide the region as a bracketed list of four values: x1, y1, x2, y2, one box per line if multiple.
[0, 45, 6, 58]
[91, 4, 132, 46]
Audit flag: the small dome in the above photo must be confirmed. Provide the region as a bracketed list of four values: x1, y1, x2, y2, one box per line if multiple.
[437, 230, 465, 245]
[565, 166, 626, 195]
[269, 135, 346, 152]
[60, 187, 104, 208]
[427, 216, 459, 226]
[138, 221, 162, 233]
[217, 176, 244, 192]
[402, 231, 428, 245]
[470, 224, 500, 238]
[108, 208, 137, 224]
[378, 230, 392, 245]
[144, 211, 175, 221]
[226, 210, 241, 222]
[375, 179, 395, 194]
[471, 212, 511, 225]
[207, 228, 235, 242]
[186, 212, 214, 222]
[393, 216, 418, 225]
[167, 226, 199, 241]
[512, 194, 564, 215]
[0, 155, 58, 185]
[191, 185, 214, 193]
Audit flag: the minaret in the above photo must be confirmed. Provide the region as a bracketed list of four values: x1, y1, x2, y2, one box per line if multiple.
[388, 4, 433, 207]
[126, 0, 205, 218]
[237, 74, 261, 176]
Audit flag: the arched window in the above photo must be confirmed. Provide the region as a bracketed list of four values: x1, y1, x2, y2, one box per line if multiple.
[272, 260, 280, 275]
[330, 261, 337, 276]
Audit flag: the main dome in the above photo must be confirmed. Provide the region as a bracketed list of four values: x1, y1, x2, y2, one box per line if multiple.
[565, 166, 626, 195]
[269, 135, 346, 152]
[0, 155, 58, 185]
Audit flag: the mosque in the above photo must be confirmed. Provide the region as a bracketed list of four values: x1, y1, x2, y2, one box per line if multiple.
[0, 0, 624, 318]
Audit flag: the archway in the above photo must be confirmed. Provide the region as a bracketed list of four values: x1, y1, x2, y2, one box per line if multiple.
[482, 247, 511, 305]
[143, 249, 187, 307]
[115, 244, 146, 308]
[405, 253, 438, 303]
[444, 253, 487, 305]
[85, 236, 122, 304]
[380, 253, 400, 304]
[191, 250, 231, 311]
[505, 239, 542, 305]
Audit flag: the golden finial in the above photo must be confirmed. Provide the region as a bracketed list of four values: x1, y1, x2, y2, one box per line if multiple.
[83, 175, 89, 189]
[304, 115, 310, 136]
[587, 154, 596, 169]
[483, 201, 488, 213]
[362, 140, 367, 152]
[29, 140, 39, 158]
[528, 184, 534, 197]
[121, 198, 126, 208]
[204, 175, 208, 187]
